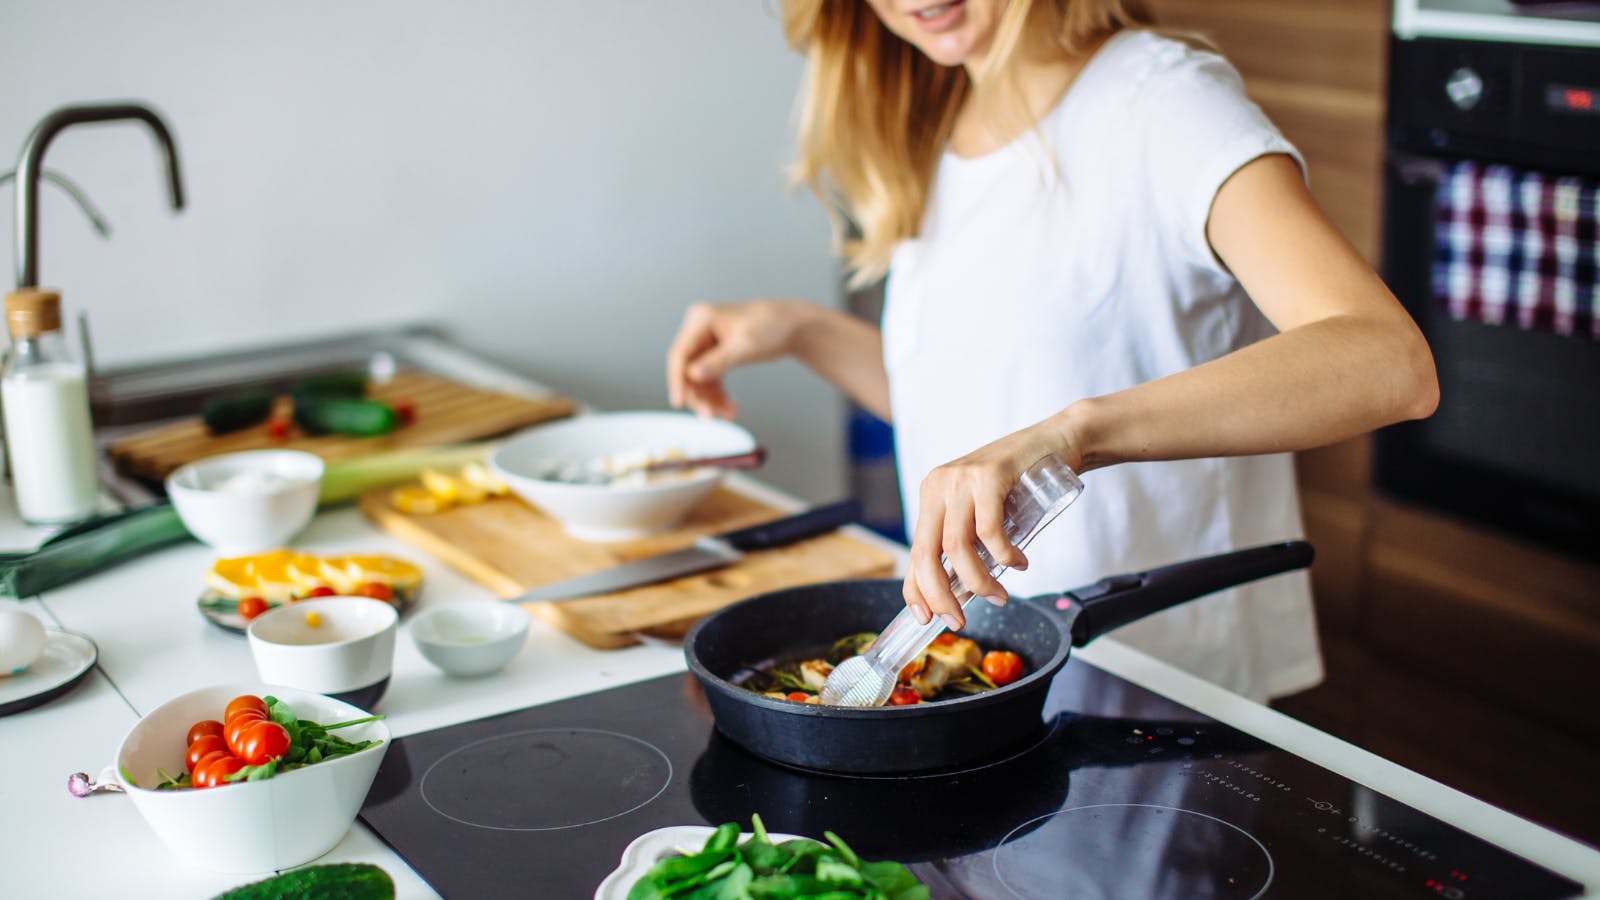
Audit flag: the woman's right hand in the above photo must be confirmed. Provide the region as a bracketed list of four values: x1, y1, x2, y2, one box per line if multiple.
[666, 299, 811, 419]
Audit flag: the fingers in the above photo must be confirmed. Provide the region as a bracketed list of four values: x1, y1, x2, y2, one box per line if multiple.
[904, 461, 1026, 631]
[974, 493, 1027, 574]
[666, 303, 716, 411]
[941, 493, 1007, 625]
[905, 494, 949, 628]
[667, 303, 743, 419]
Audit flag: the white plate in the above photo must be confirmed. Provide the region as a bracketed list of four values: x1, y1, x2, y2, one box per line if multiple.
[594, 825, 812, 900]
[0, 629, 97, 716]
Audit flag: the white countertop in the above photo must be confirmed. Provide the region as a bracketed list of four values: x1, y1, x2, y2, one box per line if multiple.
[3, 341, 1596, 899]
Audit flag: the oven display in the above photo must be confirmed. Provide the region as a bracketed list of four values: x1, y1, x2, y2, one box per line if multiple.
[1545, 83, 1600, 116]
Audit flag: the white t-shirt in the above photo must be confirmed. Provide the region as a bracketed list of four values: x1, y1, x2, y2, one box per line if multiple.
[882, 29, 1323, 702]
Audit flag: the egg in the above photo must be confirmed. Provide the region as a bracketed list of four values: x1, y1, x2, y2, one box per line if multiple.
[0, 608, 48, 674]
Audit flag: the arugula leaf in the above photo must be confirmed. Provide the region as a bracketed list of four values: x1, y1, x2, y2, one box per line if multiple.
[153, 767, 190, 790]
[225, 760, 278, 783]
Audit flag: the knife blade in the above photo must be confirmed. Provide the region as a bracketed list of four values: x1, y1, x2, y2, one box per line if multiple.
[511, 499, 862, 604]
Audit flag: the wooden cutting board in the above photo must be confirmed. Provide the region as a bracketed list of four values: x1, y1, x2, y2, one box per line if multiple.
[360, 487, 897, 648]
[109, 370, 576, 482]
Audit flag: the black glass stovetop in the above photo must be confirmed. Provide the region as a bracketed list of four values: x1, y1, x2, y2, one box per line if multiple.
[359, 661, 1583, 899]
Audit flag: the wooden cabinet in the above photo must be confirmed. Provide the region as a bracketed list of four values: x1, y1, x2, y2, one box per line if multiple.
[1147, 0, 1600, 846]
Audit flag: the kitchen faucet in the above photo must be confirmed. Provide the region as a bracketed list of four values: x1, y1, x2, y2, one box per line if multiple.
[12, 102, 185, 288]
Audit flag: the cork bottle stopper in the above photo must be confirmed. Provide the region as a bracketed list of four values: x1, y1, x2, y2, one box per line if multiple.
[5, 289, 63, 339]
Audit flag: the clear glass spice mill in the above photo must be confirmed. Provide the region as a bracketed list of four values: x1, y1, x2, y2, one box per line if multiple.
[820, 453, 1084, 706]
[2, 288, 99, 524]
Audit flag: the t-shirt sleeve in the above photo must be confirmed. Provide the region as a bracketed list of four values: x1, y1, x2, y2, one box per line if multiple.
[1132, 46, 1305, 272]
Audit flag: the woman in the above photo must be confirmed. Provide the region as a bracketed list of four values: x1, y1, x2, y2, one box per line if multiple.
[666, 0, 1437, 701]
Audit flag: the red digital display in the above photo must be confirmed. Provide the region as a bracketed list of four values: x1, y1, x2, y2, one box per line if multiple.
[1546, 83, 1600, 116]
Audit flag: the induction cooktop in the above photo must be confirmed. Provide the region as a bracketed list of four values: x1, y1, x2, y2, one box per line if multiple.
[359, 660, 1583, 899]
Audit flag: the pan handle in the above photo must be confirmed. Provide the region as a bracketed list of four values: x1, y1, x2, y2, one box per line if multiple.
[1055, 541, 1314, 647]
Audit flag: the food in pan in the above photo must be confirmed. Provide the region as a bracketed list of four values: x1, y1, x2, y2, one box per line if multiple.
[737, 632, 1028, 705]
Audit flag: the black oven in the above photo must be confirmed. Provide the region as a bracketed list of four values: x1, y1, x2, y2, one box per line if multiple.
[1376, 24, 1600, 562]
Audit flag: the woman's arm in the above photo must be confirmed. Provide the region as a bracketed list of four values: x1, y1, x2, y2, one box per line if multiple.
[667, 299, 892, 421]
[1064, 154, 1438, 469]
[904, 154, 1439, 630]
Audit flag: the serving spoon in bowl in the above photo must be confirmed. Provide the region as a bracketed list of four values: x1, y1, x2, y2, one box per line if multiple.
[533, 446, 769, 485]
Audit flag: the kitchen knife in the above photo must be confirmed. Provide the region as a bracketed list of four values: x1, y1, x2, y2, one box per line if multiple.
[511, 499, 862, 604]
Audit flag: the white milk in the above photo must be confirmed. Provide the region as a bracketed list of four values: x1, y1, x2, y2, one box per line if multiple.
[2, 362, 98, 523]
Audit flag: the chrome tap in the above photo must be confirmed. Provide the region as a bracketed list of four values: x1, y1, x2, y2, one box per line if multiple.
[13, 102, 185, 288]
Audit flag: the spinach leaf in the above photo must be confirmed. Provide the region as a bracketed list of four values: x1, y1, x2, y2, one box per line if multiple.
[860, 860, 928, 900]
[628, 819, 923, 900]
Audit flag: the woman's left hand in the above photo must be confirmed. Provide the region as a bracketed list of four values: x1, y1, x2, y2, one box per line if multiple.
[904, 420, 1080, 631]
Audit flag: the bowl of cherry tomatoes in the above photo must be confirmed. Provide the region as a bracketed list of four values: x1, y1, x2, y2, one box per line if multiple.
[114, 683, 389, 873]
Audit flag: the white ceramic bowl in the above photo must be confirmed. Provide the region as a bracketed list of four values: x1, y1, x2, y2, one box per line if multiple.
[410, 603, 529, 677]
[166, 449, 325, 555]
[490, 411, 756, 541]
[115, 682, 389, 874]
[247, 597, 397, 711]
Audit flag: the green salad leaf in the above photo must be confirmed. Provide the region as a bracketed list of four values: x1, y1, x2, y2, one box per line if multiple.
[627, 816, 927, 900]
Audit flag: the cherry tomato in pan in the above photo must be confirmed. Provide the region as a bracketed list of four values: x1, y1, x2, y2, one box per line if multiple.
[235, 720, 291, 766]
[305, 585, 337, 598]
[225, 695, 268, 722]
[930, 633, 960, 647]
[981, 650, 1025, 687]
[356, 581, 394, 603]
[186, 719, 224, 746]
[237, 596, 268, 621]
[185, 735, 228, 773]
[785, 692, 812, 703]
[889, 686, 922, 706]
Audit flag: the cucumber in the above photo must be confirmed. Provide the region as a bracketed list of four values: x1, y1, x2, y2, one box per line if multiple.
[293, 395, 398, 437]
[213, 863, 394, 900]
[201, 389, 275, 435]
[290, 370, 369, 399]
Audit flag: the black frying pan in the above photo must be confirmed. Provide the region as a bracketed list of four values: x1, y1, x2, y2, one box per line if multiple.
[684, 540, 1313, 775]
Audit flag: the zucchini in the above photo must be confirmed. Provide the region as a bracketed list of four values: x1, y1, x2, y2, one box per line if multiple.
[201, 389, 275, 435]
[293, 396, 398, 437]
[290, 370, 369, 400]
[213, 863, 394, 900]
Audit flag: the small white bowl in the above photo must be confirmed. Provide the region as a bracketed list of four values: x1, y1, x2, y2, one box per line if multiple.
[166, 449, 324, 555]
[490, 411, 756, 541]
[410, 603, 529, 677]
[247, 597, 397, 711]
[115, 682, 389, 874]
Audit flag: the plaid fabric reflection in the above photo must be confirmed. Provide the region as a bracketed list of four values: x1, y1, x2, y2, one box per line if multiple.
[1432, 160, 1599, 340]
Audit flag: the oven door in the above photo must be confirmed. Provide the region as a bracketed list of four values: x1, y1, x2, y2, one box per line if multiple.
[1374, 149, 1600, 562]
[1374, 34, 1600, 561]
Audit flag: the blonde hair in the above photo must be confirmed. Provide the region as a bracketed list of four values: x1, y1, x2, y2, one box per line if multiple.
[782, 0, 1154, 287]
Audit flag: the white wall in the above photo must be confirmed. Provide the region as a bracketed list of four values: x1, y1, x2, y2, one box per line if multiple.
[0, 0, 848, 502]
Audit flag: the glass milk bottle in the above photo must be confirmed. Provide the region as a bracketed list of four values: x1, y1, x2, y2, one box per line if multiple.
[2, 289, 98, 524]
